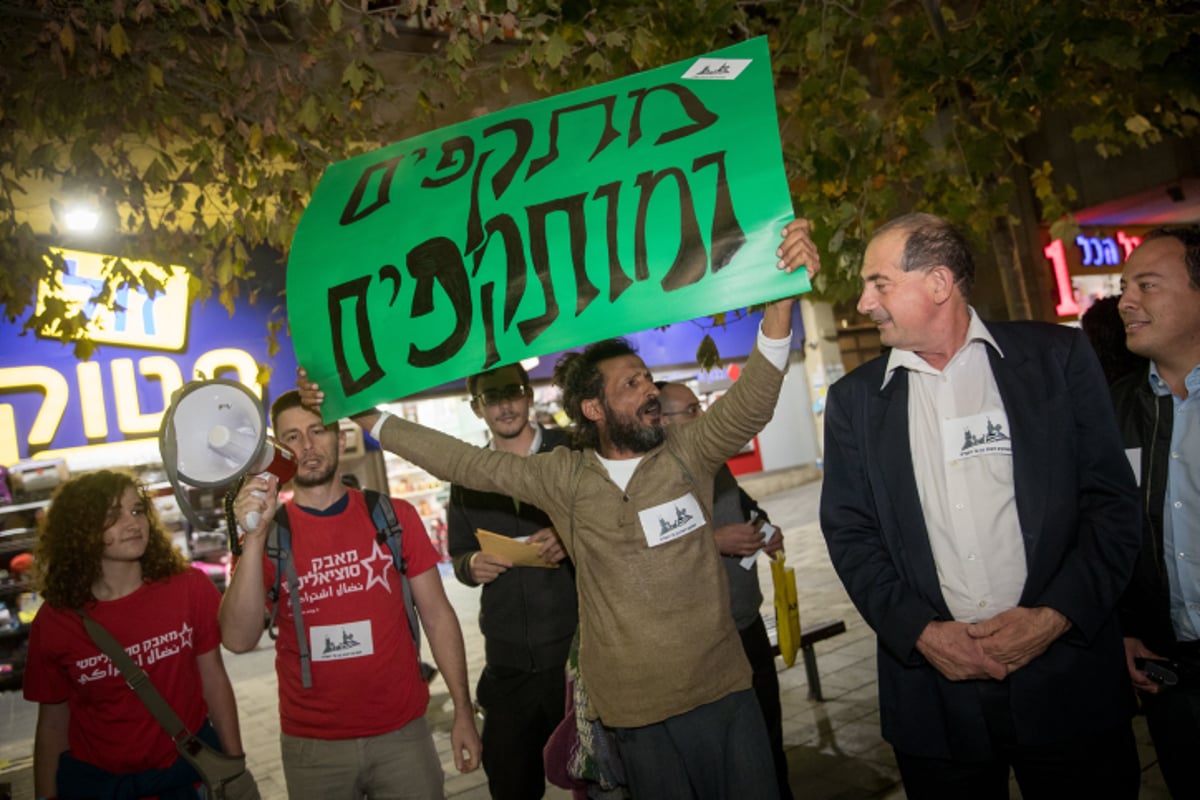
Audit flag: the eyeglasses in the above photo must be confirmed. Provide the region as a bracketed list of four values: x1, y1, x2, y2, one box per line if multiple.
[662, 403, 703, 418]
[473, 383, 531, 406]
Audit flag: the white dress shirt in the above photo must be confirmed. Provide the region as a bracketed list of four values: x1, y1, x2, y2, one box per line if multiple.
[883, 309, 1026, 623]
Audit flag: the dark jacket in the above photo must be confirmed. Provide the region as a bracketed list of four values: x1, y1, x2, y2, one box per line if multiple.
[447, 424, 577, 673]
[821, 321, 1141, 759]
[1111, 365, 1179, 656]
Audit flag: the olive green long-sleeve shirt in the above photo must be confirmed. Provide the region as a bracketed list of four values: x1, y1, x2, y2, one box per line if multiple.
[377, 347, 785, 727]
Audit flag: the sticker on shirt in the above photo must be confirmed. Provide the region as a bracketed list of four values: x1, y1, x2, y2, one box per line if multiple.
[1124, 447, 1142, 486]
[943, 410, 1012, 462]
[310, 620, 374, 662]
[638, 493, 706, 548]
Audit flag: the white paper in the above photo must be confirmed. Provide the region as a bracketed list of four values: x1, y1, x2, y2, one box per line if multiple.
[740, 522, 777, 569]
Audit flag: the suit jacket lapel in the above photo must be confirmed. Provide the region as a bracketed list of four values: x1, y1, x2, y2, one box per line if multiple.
[869, 369, 952, 618]
[985, 326, 1048, 571]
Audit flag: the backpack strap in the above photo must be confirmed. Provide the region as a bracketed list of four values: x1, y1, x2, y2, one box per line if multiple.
[269, 504, 313, 689]
[364, 489, 421, 655]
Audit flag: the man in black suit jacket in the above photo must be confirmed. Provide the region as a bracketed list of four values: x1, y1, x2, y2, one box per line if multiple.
[820, 213, 1142, 798]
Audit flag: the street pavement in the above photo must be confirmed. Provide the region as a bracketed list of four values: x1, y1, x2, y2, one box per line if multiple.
[0, 477, 1171, 799]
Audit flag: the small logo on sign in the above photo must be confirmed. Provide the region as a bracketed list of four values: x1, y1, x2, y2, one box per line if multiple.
[682, 58, 751, 80]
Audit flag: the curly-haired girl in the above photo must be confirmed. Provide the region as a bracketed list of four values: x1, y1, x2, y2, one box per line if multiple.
[24, 470, 249, 799]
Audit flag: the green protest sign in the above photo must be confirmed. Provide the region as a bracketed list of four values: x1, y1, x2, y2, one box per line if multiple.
[288, 36, 805, 420]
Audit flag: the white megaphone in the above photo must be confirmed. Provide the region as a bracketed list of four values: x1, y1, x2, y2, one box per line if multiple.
[158, 379, 297, 554]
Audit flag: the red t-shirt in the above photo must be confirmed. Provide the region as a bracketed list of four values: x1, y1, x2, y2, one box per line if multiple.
[24, 568, 222, 773]
[262, 491, 440, 738]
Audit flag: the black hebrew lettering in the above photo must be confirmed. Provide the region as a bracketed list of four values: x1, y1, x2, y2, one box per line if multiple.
[626, 83, 719, 147]
[692, 151, 746, 272]
[339, 156, 404, 226]
[411, 147, 427, 162]
[522, 193, 598, 343]
[482, 118, 534, 199]
[328, 276, 386, 396]
[463, 149, 489, 255]
[592, 181, 634, 302]
[634, 167, 708, 292]
[513, 203, 559, 345]
[378, 264, 402, 305]
[527, 96, 622, 181]
[473, 214, 529, 334]
[478, 282, 501, 370]
[420, 136, 475, 189]
[405, 238, 472, 368]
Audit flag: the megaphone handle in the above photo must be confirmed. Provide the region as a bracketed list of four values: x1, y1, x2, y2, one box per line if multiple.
[240, 472, 273, 533]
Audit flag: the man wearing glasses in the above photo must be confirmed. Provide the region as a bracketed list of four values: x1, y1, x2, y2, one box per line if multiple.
[448, 363, 577, 800]
[657, 381, 791, 800]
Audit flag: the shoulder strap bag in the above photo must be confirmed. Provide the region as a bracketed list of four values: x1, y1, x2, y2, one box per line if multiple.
[77, 610, 260, 800]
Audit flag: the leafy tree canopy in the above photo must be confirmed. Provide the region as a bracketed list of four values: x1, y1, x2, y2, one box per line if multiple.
[2, 0, 1196, 359]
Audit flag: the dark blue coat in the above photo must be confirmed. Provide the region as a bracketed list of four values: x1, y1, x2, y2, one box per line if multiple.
[820, 320, 1141, 760]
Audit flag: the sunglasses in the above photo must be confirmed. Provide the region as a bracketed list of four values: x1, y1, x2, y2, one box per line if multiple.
[473, 383, 531, 406]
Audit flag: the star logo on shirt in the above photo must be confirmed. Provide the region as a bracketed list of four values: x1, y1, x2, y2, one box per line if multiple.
[361, 541, 395, 594]
[180, 621, 194, 650]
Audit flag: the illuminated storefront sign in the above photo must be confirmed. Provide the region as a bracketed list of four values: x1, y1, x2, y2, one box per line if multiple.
[36, 249, 192, 350]
[1042, 226, 1153, 317]
[0, 250, 295, 466]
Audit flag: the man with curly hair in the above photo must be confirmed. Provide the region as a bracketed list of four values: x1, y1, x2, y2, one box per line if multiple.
[298, 219, 819, 799]
[24, 470, 250, 798]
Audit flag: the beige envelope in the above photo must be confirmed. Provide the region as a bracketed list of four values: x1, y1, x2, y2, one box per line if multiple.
[476, 528, 559, 568]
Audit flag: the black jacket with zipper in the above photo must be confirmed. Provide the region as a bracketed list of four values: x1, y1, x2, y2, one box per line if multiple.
[1112, 365, 1180, 656]
[447, 425, 578, 673]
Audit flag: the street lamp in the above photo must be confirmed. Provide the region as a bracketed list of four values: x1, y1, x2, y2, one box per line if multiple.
[62, 205, 100, 233]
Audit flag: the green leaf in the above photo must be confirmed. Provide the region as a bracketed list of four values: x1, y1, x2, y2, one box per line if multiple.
[298, 95, 321, 132]
[59, 24, 75, 56]
[695, 334, 721, 370]
[544, 33, 569, 70]
[1124, 114, 1153, 136]
[110, 23, 131, 58]
[343, 61, 367, 92]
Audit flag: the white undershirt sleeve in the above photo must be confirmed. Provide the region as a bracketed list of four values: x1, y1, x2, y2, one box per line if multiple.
[369, 410, 394, 441]
[757, 325, 791, 372]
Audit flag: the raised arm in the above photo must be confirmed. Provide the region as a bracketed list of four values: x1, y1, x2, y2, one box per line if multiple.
[763, 217, 821, 337]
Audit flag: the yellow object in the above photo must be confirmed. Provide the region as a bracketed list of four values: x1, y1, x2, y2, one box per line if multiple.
[476, 528, 559, 568]
[771, 552, 801, 667]
[17, 591, 44, 625]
